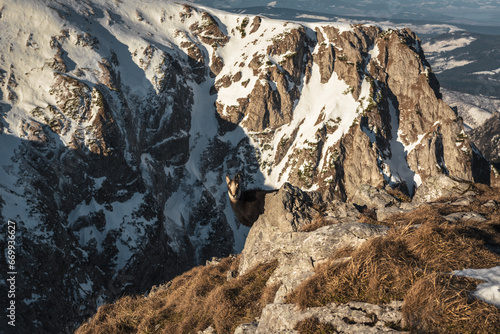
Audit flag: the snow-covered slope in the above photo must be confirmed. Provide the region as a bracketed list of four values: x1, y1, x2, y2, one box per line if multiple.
[0, 0, 490, 332]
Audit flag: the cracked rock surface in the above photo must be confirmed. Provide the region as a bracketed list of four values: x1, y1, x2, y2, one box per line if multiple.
[239, 183, 389, 303]
[233, 301, 406, 334]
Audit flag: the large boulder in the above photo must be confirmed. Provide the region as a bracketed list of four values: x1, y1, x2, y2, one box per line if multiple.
[351, 184, 398, 209]
[412, 174, 474, 203]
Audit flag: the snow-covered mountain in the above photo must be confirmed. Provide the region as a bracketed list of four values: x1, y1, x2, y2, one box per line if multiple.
[0, 0, 495, 332]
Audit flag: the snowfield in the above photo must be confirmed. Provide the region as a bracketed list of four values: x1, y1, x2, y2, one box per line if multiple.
[422, 36, 476, 54]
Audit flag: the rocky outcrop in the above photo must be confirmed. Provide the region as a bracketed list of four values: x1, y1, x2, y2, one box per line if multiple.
[242, 301, 406, 334]
[239, 183, 389, 303]
[368, 29, 473, 188]
[239, 72, 295, 132]
[216, 23, 483, 200]
[320, 25, 380, 99]
[189, 10, 229, 47]
[313, 29, 335, 84]
[470, 113, 500, 186]
[233, 174, 498, 334]
[491, 165, 500, 187]
[339, 126, 387, 200]
[412, 174, 474, 203]
[471, 113, 500, 165]
[351, 184, 398, 209]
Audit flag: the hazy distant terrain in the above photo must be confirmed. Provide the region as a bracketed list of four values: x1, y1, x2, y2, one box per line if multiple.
[188, 0, 500, 28]
[423, 31, 500, 98]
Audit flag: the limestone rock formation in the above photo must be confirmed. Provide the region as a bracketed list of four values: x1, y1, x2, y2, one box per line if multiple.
[239, 183, 389, 303]
[412, 174, 474, 203]
[246, 301, 406, 334]
[470, 113, 500, 187]
[351, 184, 398, 209]
[471, 113, 500, 165]
[232, 169, 498, 334]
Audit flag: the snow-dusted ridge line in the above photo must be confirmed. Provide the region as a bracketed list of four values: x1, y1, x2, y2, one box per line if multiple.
[0, 0, 463, 250]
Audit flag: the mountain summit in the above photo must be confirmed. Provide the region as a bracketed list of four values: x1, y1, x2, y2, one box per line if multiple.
[0, 0, 495, 332]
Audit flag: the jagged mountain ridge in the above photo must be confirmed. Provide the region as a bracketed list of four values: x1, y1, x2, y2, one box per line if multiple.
[0, 0, 493, 332]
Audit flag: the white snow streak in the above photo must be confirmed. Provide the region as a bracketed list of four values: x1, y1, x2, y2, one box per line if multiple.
[454, 266, 500, 307]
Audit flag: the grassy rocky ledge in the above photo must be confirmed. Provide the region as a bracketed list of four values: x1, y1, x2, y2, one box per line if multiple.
[77, 175, 500, 334]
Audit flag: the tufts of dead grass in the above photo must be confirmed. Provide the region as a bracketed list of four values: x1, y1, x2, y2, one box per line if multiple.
[386, 186, 412, 203]
[287, 212, 500, 333]
[300, 210, 339, 232]
[405, 220, 499, 271]
[294, 317, 338, 334]
[287, 227, 420, 307]
[208, 262, 280, 333]
[403, 272, 500, 333]
[77, 256, 279, 334]
[77, 185, 500, 333]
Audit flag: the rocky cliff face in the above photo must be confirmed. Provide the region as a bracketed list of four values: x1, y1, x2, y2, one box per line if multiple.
[0, 0, 492, 332]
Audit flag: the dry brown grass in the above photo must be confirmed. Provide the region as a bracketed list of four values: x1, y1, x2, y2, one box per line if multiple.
[77, 185, 500, 333]
[403, 273, 500, 333]
[287, 197, 500, 333]
[76, 256, 279, 334]
[294, 317, 338, 333]
[300, 210, 339, 232]
[386, 186, 412, 203]
[286, 228, 420, 306]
